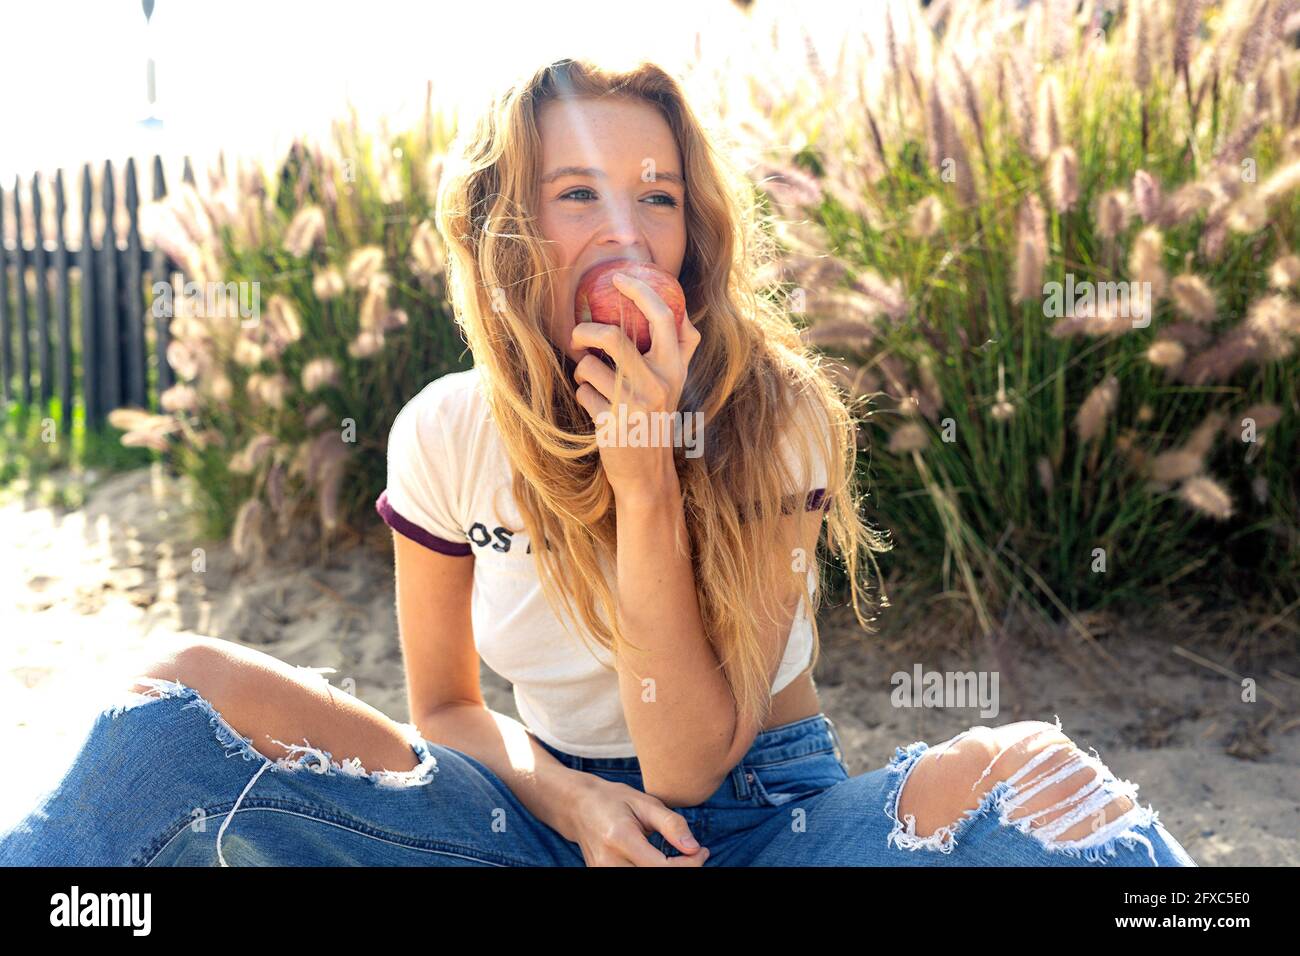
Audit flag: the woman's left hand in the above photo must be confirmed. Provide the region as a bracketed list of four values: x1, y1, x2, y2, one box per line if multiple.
[570, 271, 701, 502]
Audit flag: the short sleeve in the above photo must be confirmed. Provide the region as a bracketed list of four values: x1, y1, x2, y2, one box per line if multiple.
[776, 391, 833, 514]
[375, 380, 472, 556]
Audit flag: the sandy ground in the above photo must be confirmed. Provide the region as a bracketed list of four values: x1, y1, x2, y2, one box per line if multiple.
[1, 464, 1296, 865]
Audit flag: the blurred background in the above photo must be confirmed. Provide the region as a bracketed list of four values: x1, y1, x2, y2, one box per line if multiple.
[1, 0, 1297, 864]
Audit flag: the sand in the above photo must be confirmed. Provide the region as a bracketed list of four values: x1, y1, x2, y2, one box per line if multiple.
[1, 464, 1296, 864]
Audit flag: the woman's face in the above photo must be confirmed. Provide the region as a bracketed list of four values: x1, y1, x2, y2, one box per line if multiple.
[534, 95, 687, 368]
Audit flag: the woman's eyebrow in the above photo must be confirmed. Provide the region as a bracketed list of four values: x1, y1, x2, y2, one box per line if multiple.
[541, 165, 685, 188]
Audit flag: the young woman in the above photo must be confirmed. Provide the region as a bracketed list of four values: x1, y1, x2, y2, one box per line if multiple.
[0, 58, 1196, 867]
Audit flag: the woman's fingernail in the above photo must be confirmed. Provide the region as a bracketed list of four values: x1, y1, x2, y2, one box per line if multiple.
[681, 835, 699, 849]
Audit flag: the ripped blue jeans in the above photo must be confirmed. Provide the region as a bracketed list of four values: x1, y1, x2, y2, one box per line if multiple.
[0, 679, 1197, 866]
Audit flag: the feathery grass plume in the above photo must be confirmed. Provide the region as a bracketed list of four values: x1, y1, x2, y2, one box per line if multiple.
[301, 357, 340, 393]
[1012, 193, 1047, 304]
[247, 373, 291, 410]
[1235, 0, 1274, 84]
[232, 498, 266, 560]
[1130, 0, 1153, 91]
[1159, 322, 1213, 349]
[1180, 324, 1262, 383]
[888, 422, 929, 453]
[345, 245, 385, 288]
[1095, 189, 1130, 239]
[1075, 374, 1120, 443]
[1272, 58, 1293, 125]
[951, 55, 987, 161]
[1186, 410, 1227, 456]
[348, 329, 385, 358]
[313, 267, 345, 300]
[1244, 293, 1300, 357]
[1132, 169, 1164, 223]
[800, 318, 878, 349]
[1213, 116, 1265, 169]
[1179, 474, 1234, 520]
[756, 162, 824, 213]
[382, 308, 409, 331]
[1240, 402, 1283, 430]
[1146, 339, 1187, 370]
[232, 338, 264, 368]
[359, 277, 392, 331]
[1048, 146, 1079, 212]
[207, 373, 232, 403]
[1149, 448, 1204, 483]
[410, 219, 445, 277]
[166, 340, 200, 381]
[160, 384, 198, 413]
[1171, 273, 1217, 322]
[266, 462, 287, 519]
[1256, 157, 1300, 204]
[305, 404, 332, 430]
[265, 294, 303, 346]
[1129, 226, 1168, 301]
[1033, 74, 1064, 161]
[909, 195, 944, 237]
[283, 205, 325, 258]
[1199, 210, 1229, 260]
[1002, 47, 1037, 154]
[107, 408, 171, 435]
[1226, 194, 1268, 232]
[1173, 0, 1204, 79]
[917, 353, 943, 417]
[1036, 456, 1054, 495]
[230, 433, 277, 475]
[1050, 314, 1090, 339]
[1268, 253, 1300, 288]
[1165, 181, 1217, 224]
[851, 270, 908, 321]
[1083, 298, 1135, 337]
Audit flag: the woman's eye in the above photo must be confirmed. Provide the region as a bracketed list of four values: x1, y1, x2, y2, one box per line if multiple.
[558, 188, 679, 208]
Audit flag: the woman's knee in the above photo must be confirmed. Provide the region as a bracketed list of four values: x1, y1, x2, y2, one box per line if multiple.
[125, 636, 423, 776]
[895, 719, 1137, 844]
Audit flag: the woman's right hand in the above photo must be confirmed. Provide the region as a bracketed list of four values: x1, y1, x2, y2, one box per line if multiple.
[562, 773, 710, 866]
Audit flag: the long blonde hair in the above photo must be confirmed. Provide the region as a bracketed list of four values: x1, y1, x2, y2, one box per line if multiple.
[434, 56, 888, 733]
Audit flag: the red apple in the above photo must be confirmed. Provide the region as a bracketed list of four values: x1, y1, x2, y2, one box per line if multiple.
[574, 258, 686, 357]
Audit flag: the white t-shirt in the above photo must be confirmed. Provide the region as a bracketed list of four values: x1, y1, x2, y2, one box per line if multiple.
[375, 364, 831, 758]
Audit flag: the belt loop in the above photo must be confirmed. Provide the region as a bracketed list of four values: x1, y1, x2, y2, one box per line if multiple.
[824, 715, 846, 764]
[731, 764, 753, 800]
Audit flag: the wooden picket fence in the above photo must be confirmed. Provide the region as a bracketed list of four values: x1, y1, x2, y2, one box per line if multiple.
[0, 154, 200, 435]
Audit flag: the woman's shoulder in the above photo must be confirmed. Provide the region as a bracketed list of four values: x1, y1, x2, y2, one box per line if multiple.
[398, 364, 490, 431]
[774, 382, 834, 493]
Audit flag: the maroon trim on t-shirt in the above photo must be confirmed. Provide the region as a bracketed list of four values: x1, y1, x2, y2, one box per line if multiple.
[375, 489, 472, 557]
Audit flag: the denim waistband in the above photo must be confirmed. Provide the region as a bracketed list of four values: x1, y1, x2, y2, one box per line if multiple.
[536, 713, 844, 773]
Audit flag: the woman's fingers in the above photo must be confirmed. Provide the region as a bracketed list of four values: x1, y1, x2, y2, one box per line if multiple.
[633, 799, 705, 856]
[571, 321, 641, 377]
[611, 272, 680, 367]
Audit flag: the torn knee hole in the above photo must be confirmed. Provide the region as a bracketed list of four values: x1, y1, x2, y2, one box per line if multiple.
[888, 722, 1149, 854]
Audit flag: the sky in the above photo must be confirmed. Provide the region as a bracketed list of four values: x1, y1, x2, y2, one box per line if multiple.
[0, 0, 879, 188]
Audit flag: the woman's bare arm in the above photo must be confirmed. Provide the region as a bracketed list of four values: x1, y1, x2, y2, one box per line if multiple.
[392, 531, 593, 842]
[613, 462, 826, 808]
